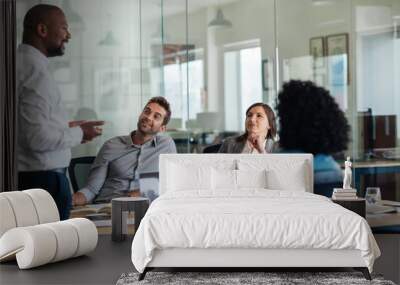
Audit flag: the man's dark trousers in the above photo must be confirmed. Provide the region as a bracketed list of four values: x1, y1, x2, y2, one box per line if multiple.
[18, 170, 72, 220]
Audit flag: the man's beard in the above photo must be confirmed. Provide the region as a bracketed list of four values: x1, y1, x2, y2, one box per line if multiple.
[137, 119, 158, 136]
[47, 45, 64, 57]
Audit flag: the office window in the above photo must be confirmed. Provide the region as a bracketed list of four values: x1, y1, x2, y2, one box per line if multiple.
[224, 44, 262, 131]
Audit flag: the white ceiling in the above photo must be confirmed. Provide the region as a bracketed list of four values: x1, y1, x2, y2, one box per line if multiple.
[143, 0, 239, 20]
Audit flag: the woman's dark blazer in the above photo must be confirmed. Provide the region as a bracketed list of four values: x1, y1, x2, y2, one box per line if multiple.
[218, 134, 276, 153]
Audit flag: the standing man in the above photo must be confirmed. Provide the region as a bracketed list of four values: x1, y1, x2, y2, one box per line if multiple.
[72, 97, 177, 205]
[17, 4, 104, 219]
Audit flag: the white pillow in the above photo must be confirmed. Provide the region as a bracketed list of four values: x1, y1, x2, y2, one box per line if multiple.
[212, 168, 236, 190]
[266, 163, 307, 191]
[237, 158, 308, 191]
[167, 162, 211, 192]
[211, 169, 268, 191]
[237, 169, 267, 189]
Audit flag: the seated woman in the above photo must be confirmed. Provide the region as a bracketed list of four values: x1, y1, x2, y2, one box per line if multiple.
[276, 80, 350, 193]
[218, 102, 277, 153]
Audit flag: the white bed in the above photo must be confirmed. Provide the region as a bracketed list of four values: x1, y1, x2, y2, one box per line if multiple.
[131, 154, 380, 280]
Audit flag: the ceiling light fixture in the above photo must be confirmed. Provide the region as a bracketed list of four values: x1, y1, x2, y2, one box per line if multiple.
[98, 31, 119, 46]
[208, 8, 232, 29]
[312, 0, 335, 6]
[97, 13, 119, 46]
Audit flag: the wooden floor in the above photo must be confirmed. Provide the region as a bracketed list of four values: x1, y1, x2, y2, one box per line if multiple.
[0, 235, 134, 285]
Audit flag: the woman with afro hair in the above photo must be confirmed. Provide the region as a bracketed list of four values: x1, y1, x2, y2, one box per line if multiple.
[276, 80, 350, 189]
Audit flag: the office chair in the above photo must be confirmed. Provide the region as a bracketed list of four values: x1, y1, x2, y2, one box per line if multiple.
[202, 143, 222, 153]
[173, 137, 198, 153]
[68, 156, 96, 193]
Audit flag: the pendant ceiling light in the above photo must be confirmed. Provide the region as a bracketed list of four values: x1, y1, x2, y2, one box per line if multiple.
[98, 31, 119, 46]
[97, 12, 119, 46]
[312, 0, 335, 6]
[208, 8, 232, 29]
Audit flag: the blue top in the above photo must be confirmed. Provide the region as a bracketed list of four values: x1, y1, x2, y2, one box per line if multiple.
[313, 154, 343, 184]
[278, 149, 343, 185]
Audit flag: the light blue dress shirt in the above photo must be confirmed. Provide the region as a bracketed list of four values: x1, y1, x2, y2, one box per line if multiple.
[79, 132, 176, 203]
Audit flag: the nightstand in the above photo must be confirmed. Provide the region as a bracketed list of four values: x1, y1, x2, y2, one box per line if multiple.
[332, 198, 366, 218]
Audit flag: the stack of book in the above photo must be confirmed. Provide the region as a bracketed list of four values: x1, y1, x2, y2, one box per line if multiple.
[332, 188, 357, 200]
[70, 203, 135, 234]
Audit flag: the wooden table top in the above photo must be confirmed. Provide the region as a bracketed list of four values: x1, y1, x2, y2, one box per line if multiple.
[367, 212, 400, 228]
[353, 160, 400, 168]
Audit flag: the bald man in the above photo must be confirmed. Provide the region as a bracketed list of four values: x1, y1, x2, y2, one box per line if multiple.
[17, 4, 104, 219]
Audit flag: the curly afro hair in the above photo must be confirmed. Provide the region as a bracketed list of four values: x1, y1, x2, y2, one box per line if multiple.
[276, 80, 350, 155]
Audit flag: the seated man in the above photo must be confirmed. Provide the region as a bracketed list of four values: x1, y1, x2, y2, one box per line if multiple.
[72, 97, 176, 205]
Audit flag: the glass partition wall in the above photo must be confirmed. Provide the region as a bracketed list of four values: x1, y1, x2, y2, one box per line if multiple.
[16, 0, 400, 200]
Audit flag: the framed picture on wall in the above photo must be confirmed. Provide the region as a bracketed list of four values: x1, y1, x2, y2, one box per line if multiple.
[326, 33, 349, 85]
[326, 33, 348, 56]
[326, 33, 349, 110]
[262, 59, 269, 91]
[309, 37, 325, 68]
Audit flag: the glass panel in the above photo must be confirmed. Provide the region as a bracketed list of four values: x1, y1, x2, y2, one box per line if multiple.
[224, 50, 240, 131]
[142, 0, 164, 101]
[186, 0, 276, 152]
[16, 0, 399, 200]
[160, 0, 192, 153]
[16, 0, 142, 158]
[240, 46, 262, 126]
[353, 0, 400, 200]
[277, 0, 351, 110]
[277, 0, 400, 200]
[224, 45, 262, 132]
[276, 0, 352, 197]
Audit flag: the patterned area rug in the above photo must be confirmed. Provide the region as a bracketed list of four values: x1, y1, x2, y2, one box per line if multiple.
[116, 271, 395, 285]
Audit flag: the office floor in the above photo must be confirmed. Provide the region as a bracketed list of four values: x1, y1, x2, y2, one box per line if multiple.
[0, 235, 134, 285]
[1, 234, 399, 285]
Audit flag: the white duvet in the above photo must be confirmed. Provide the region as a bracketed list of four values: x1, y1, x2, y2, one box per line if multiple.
[131, 190, 380, 273]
